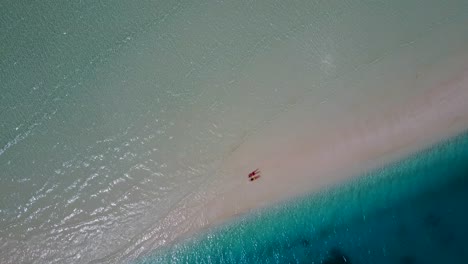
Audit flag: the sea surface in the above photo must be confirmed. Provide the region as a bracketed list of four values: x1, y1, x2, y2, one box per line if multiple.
[1, 1, 468, 263]
[140, 132, 468, 264]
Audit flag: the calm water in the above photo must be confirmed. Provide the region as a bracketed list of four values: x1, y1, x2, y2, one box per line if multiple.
[140, 132, 468, 264]
[1, 1, 468, 263]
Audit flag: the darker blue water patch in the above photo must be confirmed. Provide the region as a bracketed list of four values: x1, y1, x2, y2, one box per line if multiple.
[139, 132, 468, 264]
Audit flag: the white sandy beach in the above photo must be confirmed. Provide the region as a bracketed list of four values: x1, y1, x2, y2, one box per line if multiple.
[198, 55, 468, 223]
[206, 55, 468, 223]
[122, 46, 468, 262]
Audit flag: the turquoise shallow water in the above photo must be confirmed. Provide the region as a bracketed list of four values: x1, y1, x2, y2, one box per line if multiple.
[140, 132, 468, 263]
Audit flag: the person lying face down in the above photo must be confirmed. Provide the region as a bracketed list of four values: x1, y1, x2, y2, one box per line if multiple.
[248, 169, 261, 181]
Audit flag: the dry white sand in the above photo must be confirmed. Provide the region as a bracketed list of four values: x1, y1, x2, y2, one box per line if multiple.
[202, 54, 468, 223]
[148, 50, 468, 250]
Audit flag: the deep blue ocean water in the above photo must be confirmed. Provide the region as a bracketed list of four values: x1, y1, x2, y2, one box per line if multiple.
[139, 132, 468, 264]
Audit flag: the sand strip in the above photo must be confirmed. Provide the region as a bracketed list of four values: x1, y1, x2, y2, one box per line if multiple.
[201, 56, 468, 225]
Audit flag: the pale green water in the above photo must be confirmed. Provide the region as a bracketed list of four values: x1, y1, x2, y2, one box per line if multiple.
[1, 1, 468, 263]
